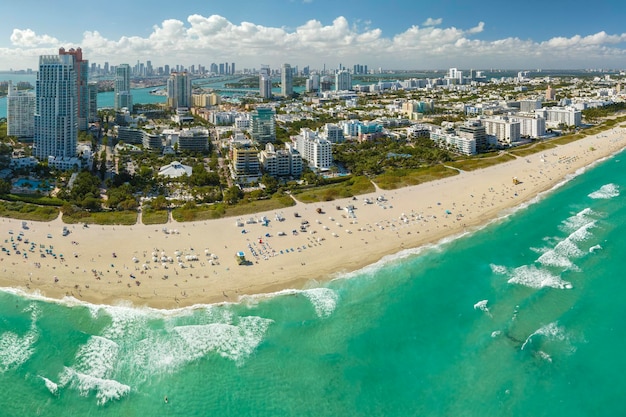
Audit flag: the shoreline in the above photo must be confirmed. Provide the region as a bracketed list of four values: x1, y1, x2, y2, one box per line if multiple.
[2, 128, 626, 309]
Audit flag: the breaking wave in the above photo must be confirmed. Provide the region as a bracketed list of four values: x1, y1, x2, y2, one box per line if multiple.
[588, 183, 619, 199]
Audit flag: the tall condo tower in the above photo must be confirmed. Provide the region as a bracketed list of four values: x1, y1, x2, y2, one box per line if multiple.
[114, 64, 132, 112]
[259, 65, 272, 99]
[167, 71, 192, 109]
[281, 63, 293, 97]
[33, 54, 77, 160]
[58, 47, 89, 131]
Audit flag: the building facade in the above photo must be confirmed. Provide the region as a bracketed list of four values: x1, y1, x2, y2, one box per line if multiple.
[178, 128, 209, 152]
[259, 74, 272, 99]
[167, 72, 192, 109]
[59, 47, 89, 131]
[7, 81, 35, 138]
[430, 129, 476, 155]
[250, 107, 276, 144]
[481, 116, 521, 145]
[33, 54, 78, 161]
[281, 63, 293, 97]
[295, 128, 333, 170]
[259, 143, 302, 177]
[335, 70, 352, 91]
[114, 64, 132, 111]
[230, 142, 261, 183]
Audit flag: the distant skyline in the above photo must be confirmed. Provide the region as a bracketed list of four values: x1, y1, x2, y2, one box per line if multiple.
[2, 0, 626, 71]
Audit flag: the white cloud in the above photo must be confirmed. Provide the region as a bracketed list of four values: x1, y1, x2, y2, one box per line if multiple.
[3, 15, 626, 70]
[10, 29, 59, 47]
[422, 18, 442, 27]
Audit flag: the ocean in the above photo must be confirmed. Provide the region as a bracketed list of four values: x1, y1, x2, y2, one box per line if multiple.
[1, 147, 626, 416]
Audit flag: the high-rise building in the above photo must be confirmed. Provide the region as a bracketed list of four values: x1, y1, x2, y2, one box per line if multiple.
[114, 64, 132, 112]
[281, 63, 293, 97]
[33, 54, 78, 160]
[7, 81, 35, 138]
[58, 47, 89, 131]
[231, 62, 235, 75]
[335, 70, 352, 91]
[259, 66, 272, 99]
[87, 82, 98, 123]
[250, 107, 276, 144]
[167, 71, 192, 109]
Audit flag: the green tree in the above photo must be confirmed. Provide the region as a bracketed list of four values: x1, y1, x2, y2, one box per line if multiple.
[0, 178, 11, 195]
[223, 186, 243, 204]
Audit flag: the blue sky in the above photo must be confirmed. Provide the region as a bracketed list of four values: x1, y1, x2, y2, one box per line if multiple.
[1, 0, 626, 70]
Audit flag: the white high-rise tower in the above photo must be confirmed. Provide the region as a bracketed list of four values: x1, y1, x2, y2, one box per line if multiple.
[7, 81, 35, 138]
[114, 64, 132, 111]
[33, 54, 77, 160]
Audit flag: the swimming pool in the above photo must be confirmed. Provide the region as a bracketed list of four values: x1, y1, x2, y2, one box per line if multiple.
[13, 178, 53, 191]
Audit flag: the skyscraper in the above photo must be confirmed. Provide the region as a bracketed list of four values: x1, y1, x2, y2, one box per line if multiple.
[281, 63, 293, 97]
[87, 82, 98, 123]
[58, 47, 89, 131]
[114, 64, 132, 112]
[33, 54, 77, 160]
[259, 66, 272, 99]
[7, 81, 35, 138]
[167, 71, 192, 109]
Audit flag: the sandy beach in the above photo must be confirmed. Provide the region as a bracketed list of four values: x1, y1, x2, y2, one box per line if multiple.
[2, 128, 626, 308]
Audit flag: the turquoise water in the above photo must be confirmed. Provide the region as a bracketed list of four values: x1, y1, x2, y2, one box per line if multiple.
[2, 149, 626, 415]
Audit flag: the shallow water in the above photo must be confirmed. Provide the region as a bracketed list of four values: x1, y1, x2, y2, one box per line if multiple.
[1, 149, 626, 416]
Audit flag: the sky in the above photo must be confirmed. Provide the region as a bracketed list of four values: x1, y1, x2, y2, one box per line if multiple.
[1, 0, 626, 71]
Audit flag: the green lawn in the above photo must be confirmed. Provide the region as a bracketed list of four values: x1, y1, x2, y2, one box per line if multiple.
[0, 200, 60, 221]
[447, 153, 517, 171]
[293, 176, 374, 203]
[62, 210, 138, 225]
[373, 165, 459, 190]
[172, 195, 295, 222]
[508, 141, 557, 157]
[141, 209, 169, 225]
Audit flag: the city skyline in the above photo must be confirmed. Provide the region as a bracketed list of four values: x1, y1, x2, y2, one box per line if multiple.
[2, 0, 626, 71]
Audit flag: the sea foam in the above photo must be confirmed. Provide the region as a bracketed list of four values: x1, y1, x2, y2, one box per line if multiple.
[588, 183, 619, 199]
[302, 288, 339, 318]
[501, 265, 572, 290]
[0, 304, 39, 373]
[39, 376, 59, 395]
[173, 316, 273, 363]
[73, 336, 120, 379]
[521, 322, 569, 352]
[59, 367, 130, 406]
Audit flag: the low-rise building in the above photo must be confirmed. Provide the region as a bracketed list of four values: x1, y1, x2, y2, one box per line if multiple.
[158, 161, 192, 178]
[259, 143, 302, 177]
[430, 128, 476, 155]
[294, 128, 333, 170]
[178, 128, 209, 152]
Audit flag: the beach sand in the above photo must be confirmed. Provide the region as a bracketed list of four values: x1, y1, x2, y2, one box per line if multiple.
[2, 128, 626, 308]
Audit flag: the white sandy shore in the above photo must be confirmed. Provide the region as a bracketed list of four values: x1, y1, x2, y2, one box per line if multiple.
[2, 127, 626, 308]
